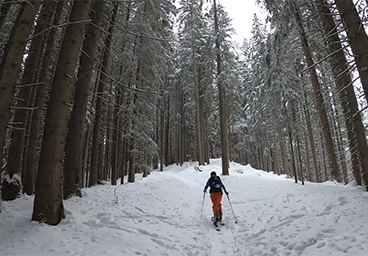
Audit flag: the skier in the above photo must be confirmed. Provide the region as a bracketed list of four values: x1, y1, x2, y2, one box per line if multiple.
[203, 171, 229, 226]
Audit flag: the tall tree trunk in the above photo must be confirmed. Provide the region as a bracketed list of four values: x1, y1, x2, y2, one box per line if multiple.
[279, 128, 287, 175]
[63, 0, 105, 199]
[304, 131, 312, 182]
[165, 95, 170, 166]
[32, 0, 93, 225]
[111, 83, 122, 185]
[81, 123, 91, 188]
[317, 0, 368, 189]
[128, 56, 143, 182]
[203, 109, 210, 164]
[85, 73, 100, 186]
[293, 7, 340, 181]
[24, 0, 64, 196]
[89, 1, 118, 187]
[4, 0, 54, 201]
[89, 68, 103, 186]
[160, 88, 164, 171]
[303, 103, 320, 183]
[213, 0, 229, 175]
[320, 130, 329, 181]
[121, 136, 128, 183]
[291, 102, 304, 185]
[190, 2, 204, 166]
[104, 90, 113, 182]
[21, 100, 34, 192]
[288, 127, 298, 183]
[0, 1, 41, 197]
[335, 0, 368, 104]
[128, 137, 136, 182]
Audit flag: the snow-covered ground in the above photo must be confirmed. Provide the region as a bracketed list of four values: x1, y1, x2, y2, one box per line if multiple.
[1, 159, 368, 256]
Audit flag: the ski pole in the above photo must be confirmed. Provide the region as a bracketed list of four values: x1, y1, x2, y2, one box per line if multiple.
[226, 194, 238, 224]
[200, 192, 205, 219]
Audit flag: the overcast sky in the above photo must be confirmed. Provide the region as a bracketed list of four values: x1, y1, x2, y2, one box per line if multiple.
[219, 0, 263, 43]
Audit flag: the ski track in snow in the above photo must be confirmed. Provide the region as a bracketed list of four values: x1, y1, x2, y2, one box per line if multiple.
[1, 159, 368, 256]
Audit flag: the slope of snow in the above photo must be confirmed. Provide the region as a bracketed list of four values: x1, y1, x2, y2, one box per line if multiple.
[1, 159, 368, 256]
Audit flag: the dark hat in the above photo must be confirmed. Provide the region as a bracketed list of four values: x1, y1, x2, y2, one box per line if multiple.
[210, 171, 216, 176]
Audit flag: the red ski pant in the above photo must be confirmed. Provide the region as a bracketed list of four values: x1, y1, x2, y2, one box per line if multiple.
[210, 192, 222, 216]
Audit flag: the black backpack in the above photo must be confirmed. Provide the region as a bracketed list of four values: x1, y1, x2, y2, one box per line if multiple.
[211, 176, 222, 190]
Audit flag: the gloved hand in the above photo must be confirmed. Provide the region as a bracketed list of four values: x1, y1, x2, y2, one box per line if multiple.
[225, 191, 229, 196]
[203, 189, 207, 193]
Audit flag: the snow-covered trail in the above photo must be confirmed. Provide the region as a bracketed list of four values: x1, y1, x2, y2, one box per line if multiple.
[1, 159, 368, 256]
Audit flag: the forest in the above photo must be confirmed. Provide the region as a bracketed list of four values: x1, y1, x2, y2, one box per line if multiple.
[0, 0, 368, 225]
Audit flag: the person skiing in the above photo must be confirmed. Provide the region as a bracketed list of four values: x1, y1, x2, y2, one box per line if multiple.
[203, 171, 229, 226]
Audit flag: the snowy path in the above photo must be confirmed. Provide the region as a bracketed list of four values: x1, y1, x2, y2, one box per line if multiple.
[1, 160, 368, 255]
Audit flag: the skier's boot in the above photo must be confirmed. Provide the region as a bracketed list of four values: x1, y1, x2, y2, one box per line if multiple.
[214, 210, 221, 227]
[219, 210, 225, 225]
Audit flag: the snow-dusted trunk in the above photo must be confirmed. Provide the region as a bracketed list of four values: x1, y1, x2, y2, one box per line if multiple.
[103, 94, 113, 181]
[292, 103, 304, 185]
[204, 109, 210, 164]
[128, 136, 136, 182]
[303, 103, 320, 183]
[160, 89, 164, 171]
[213, 0, 229, 175]
[32, 0, 93, 225]
[128, 57, 143, 183]
[174, 78, 184, 165]
[190, 3, 205, 166]
[64, 0, 105, 199]
[335, 0, 368, 105]
[165, 94, 170, 166]
[288, 126, 298, 183]
[21, 103, 33, 190]
[90, 73, 103, 185]
[293, 7, 340, 182]
[0, 1, 41, 200]
[279, 128, 287, 176]
[111, 84, 122, 184]
[81, 123, 92, 188]
[121, 136, 128, 183]
[177, 78, 186, 165]
[317, 0, 368, 189]
[304, 132, 312, 182]
[89, 2, 117, 186]
[24, 0, 65, 196]
[4, 0, 54, 201]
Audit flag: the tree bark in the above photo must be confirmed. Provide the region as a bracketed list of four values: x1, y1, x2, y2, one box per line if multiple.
[32, 0, 93, 225]
[81, 123, 91, 188]
[63, 0, 105, 199]
[0, 1, 41, 196]
[317, 0, 368, 189]
[111, 83, 122, 185]
[4, 0, 54, 201]
[213, 0, 229, 175]
[89, 1, 118, 187]
[189, 2, 205, 166]
[293, 7, 340, 181]
[303, 101, 320, 182]
[288, 125, 298, 183]
[335, 0, 368, 105]
[165, 94, 170, 166]
[24, 0, 65, 196]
